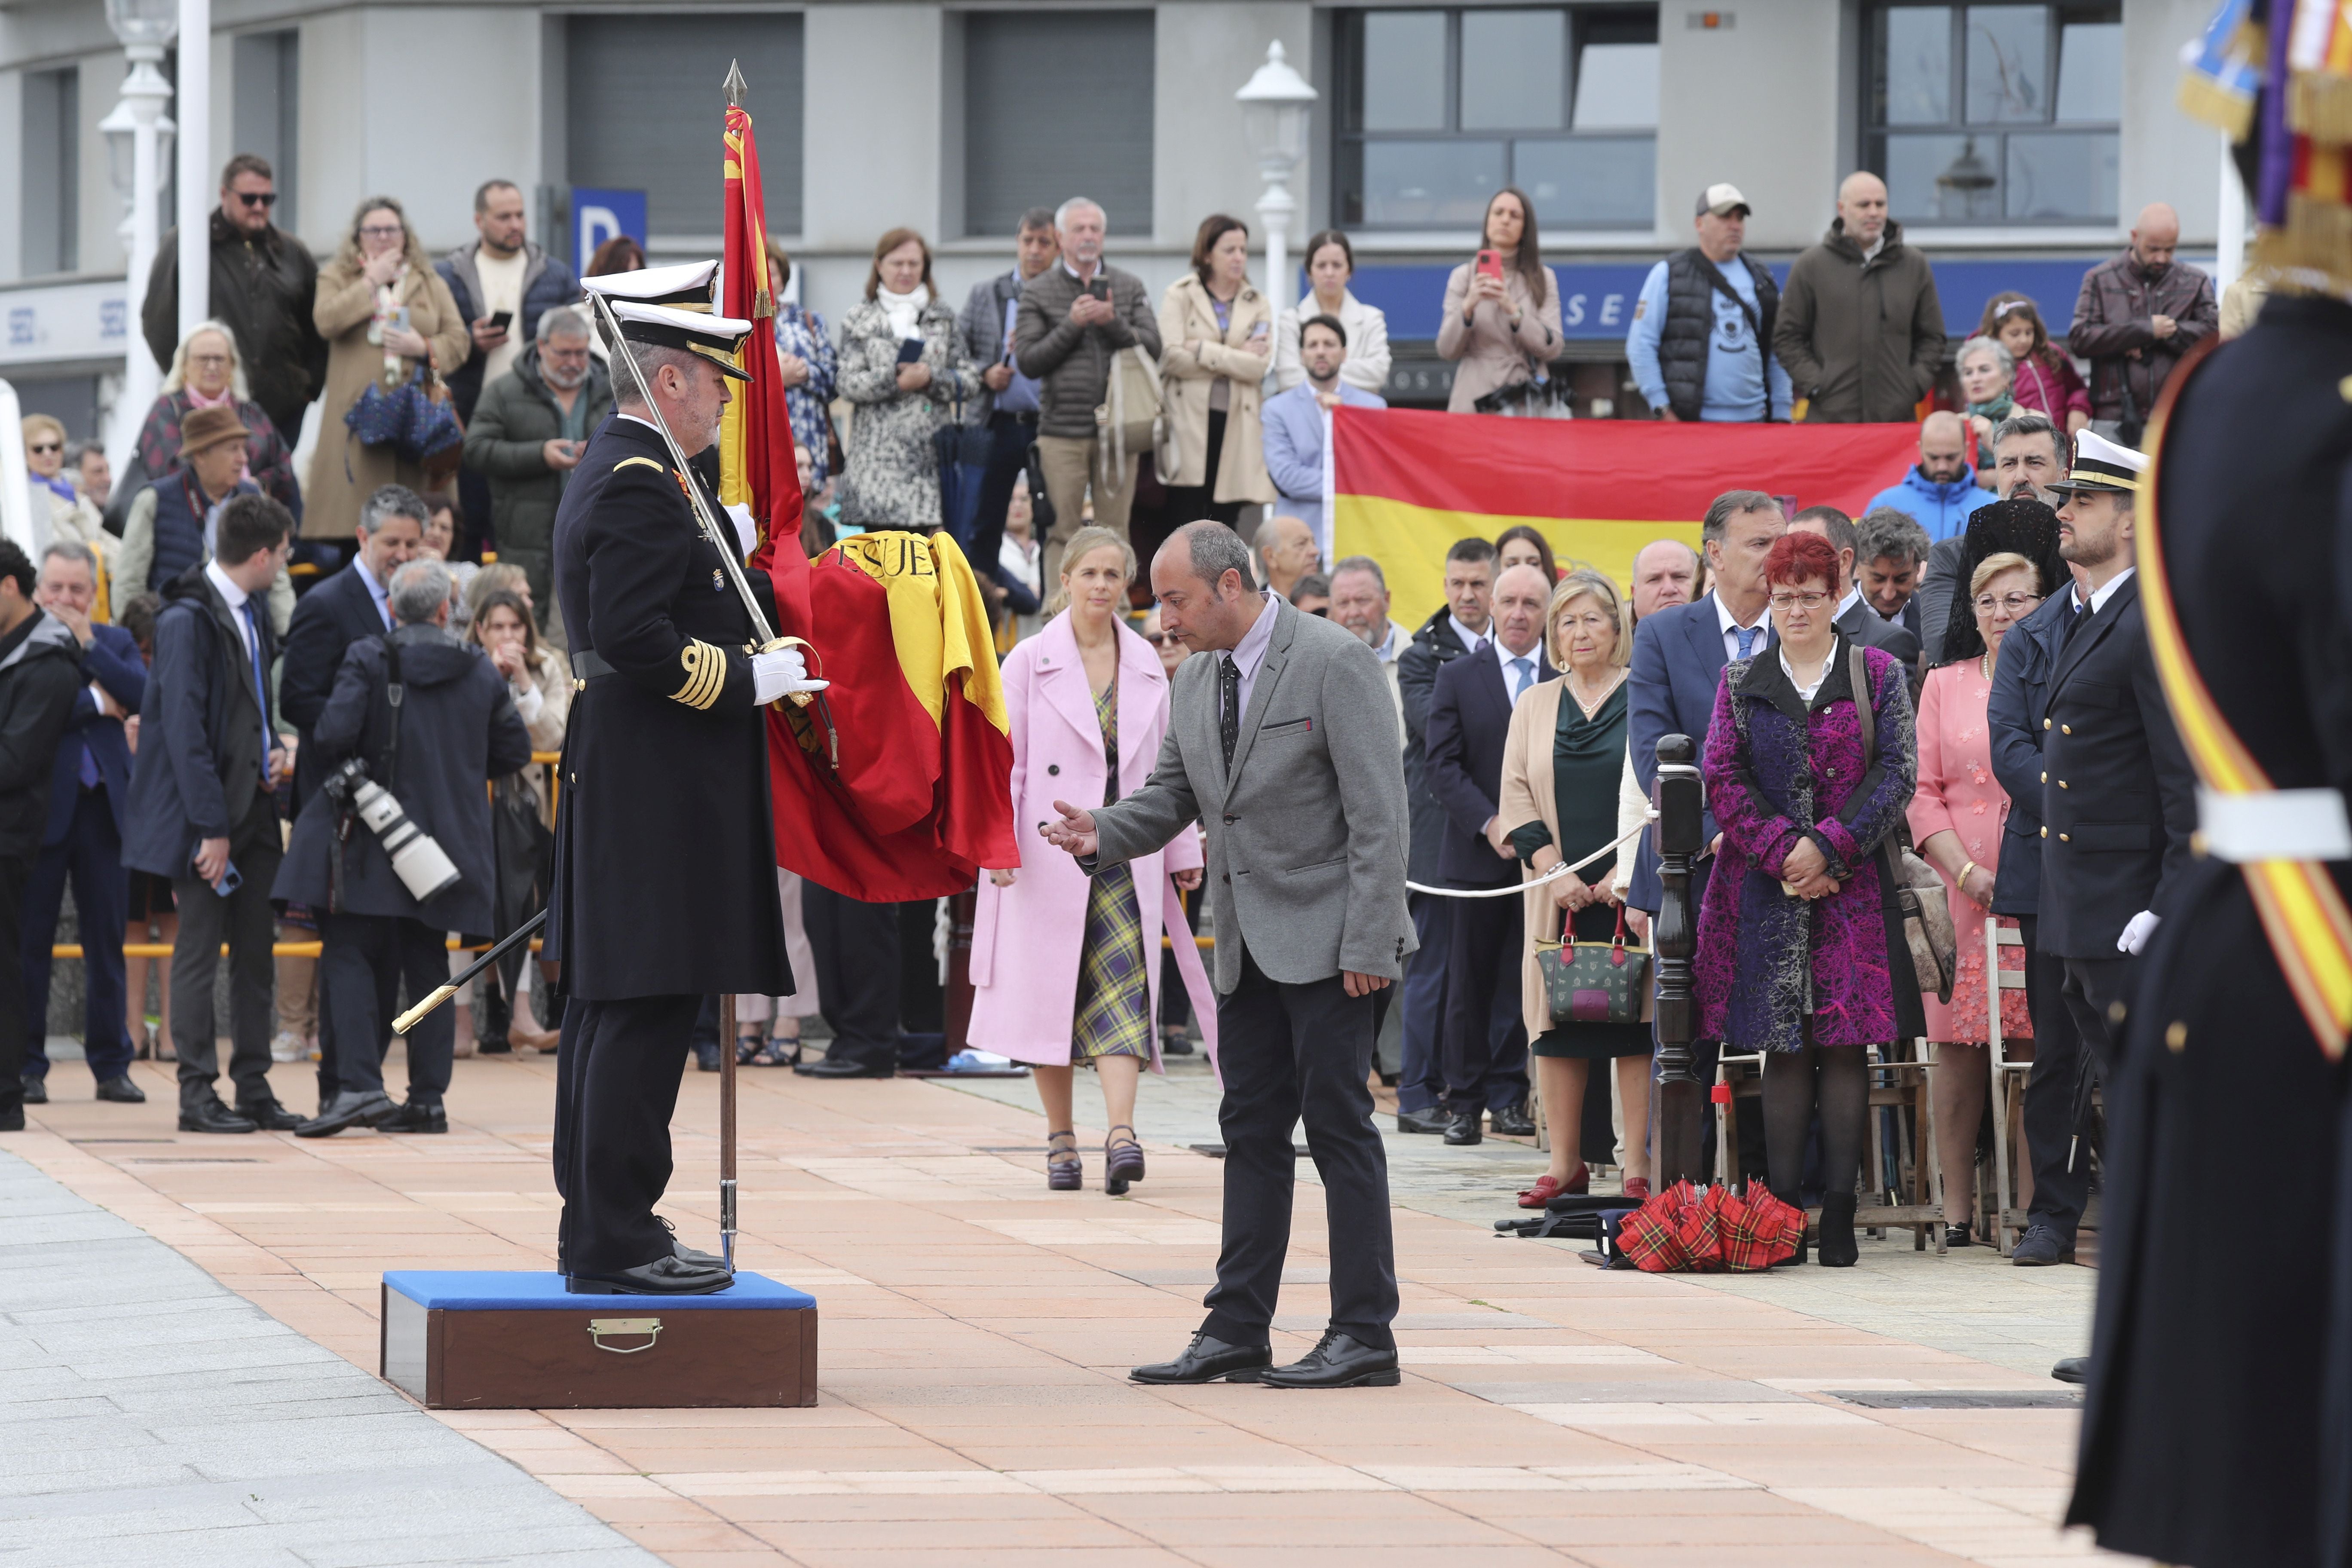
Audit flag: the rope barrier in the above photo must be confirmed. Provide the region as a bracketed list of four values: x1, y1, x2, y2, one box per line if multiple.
[1405, 815, 1654, 899]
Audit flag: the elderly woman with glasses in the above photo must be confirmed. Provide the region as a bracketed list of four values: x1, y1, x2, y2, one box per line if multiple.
[21, 416, 113, 605]
[137, 321, 302, 518]
[1694, 529, 1920, 1267]
[1909, 549, 2044, 1246]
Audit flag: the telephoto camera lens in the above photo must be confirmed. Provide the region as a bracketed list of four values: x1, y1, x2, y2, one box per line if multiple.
[350, 775, 463, 903]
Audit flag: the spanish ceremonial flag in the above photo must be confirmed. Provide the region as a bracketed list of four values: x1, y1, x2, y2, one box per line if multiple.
[719, 100, 808, 632]
[1329, 407, 1927, 628]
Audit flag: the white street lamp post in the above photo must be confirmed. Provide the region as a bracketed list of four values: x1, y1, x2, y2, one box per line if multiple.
[101, 0, 177, 467]
[177, 0, 211, 347]
[1237, 40, 1317, 320]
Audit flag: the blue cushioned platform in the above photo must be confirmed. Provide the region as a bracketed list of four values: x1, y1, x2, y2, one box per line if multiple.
[383, 1271, 815, 1312]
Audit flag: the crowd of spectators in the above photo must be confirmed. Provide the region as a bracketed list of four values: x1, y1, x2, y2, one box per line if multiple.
[1, 140, 2224, 1298]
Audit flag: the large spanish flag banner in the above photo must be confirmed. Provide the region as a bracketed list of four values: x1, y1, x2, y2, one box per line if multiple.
[1331, 408, 1925, 629]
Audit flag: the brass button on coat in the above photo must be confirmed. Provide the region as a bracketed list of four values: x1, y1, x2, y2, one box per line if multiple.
[2165, 1021, 2188, 1053]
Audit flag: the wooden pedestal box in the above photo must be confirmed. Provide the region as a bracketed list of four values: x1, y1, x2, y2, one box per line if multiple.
[380, 1271, 818, 1409]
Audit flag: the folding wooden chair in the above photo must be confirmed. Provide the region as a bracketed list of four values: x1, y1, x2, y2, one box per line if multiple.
[1984, 916, 2036, 1256]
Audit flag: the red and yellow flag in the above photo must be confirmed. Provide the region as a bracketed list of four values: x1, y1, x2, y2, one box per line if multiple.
[720, 100, 808, 634]
[1331, 408, 1926, 628]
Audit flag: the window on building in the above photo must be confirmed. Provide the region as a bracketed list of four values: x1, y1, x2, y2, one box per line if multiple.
[20, 67, 80, 276]
[1865, 2, 2121, 226]
[232, 31, 300, 233]
[962, 10, 1155, 239]
[1335, 6, 1657, 232]
[569, 14, 804, 237]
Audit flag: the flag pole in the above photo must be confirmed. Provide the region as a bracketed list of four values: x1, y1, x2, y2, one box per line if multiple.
[717, 55, 749, 1277]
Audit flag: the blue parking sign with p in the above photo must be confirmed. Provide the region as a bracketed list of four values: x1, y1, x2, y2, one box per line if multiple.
[572, 188, 647, 277]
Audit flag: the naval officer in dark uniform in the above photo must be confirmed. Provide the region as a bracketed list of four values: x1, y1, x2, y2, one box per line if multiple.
[546, 271, 824, 1295]
[2066, 298, 2352, 1567]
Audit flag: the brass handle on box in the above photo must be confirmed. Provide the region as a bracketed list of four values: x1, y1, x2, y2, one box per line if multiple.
[586, 1317, 662, 1354]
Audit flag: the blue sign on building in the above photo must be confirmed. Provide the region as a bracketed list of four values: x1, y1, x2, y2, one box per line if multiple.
[571, 187, 648, 278]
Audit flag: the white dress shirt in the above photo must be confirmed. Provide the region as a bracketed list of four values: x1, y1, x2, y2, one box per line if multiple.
[1226, 589, 1280, 721]
[1449, 613, 1490, 655]
[1491, 633, 1543, 702]
[2072, 566, 2136, 618]
[1715, 593, 1770, 664]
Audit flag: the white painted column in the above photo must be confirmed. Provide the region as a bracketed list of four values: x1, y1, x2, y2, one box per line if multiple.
[176, 0, 211, 339]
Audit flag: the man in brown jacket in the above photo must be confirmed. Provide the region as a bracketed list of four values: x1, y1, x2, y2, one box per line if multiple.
[1013, 197, 1163, 580]
[1772, 172, 1946, 423]
[2068, 202, 2217, 444]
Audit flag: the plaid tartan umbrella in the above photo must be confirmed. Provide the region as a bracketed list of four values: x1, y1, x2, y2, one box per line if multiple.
[1616, 1181, 1805, 1273]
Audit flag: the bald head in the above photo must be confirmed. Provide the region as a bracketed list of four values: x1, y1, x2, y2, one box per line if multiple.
[2131, 202, 2180, 274]
[1631, 539, 1699, 620]
[1837, 171, 1888, 248]
[1259, 514, 1320, 597]
[1491, 563, 1552, 660]
[1919, 409, 1969, 484]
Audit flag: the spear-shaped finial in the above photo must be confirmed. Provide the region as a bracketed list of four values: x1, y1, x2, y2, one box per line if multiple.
[724, 58, 749, 107]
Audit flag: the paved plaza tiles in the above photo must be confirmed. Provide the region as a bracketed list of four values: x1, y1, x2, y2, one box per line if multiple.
[2, 1048, 2135, 1567]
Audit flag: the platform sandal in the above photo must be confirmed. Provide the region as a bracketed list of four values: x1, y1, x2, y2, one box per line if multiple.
[1047, 1130, 1082, 1191]
[1104, 1124, 1146, 1196]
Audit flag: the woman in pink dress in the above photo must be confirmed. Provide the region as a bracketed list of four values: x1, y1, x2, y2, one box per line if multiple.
[1908, 550, 2043, 1246]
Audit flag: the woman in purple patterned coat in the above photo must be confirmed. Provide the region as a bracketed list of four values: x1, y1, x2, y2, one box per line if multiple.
[1694, 530, 1922, 1268]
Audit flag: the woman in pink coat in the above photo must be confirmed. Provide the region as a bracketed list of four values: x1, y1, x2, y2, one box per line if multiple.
[969, 526, 1216, 1194]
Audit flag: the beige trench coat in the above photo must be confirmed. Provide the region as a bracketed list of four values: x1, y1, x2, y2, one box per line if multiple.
[303, 250, 470, 539]
[1497, 673, 1649, 1042]
[1435, 260, 1564, 414]
[1156, 274, 1275, 504]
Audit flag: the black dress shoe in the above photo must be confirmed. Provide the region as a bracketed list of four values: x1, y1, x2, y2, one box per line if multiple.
[2051, 1355, 2089, 1385]
[793, 1057, 894, 1079]
[21, 1075, 47, 1105]
[566, 1255, 734, 1295]
[95, 1076, 146, 1104]
[1395, 1107, 1452, 1135]
[294, 1090, 396, 1138]
[378, 1100, 448, 1134]
[179, 1100, 257, 1134]
[0, 1105, 22, 1132]
[1443, 1109, 1484, 1145]
[1130, 1331, 1272, 1385]
[238, 1096, 306, 1131]
[1489, 1101, 1537, 1137]
[694, 1041, 723, 1073]
[657, 1215, 727, 1270]
[1261, 1331, 1401, 1389]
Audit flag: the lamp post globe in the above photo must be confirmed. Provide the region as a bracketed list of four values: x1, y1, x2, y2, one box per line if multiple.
[1236, 40, 1318, 318]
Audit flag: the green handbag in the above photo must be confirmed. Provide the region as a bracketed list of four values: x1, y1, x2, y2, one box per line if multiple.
[1534, 905, 1651, 1026]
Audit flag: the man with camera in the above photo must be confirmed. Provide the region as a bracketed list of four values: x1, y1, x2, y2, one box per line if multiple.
[122, 494, 300, 1134]
[278, 558, 531, 1136]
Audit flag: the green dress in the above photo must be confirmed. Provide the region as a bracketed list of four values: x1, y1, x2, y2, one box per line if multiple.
[1071, 676, 1153, 1063]
[1509, 680, 1652, 1061]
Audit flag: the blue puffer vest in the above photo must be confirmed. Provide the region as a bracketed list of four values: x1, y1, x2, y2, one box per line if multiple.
[145, 472, 211, 592]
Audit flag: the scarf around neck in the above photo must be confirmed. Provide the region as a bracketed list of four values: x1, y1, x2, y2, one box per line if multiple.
[878, 284, 930, 345]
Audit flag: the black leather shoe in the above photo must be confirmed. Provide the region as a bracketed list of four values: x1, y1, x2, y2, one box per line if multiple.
[1489, 1101, 1537, 1137]
[566, 1255, 734, 1295]
[694, 1041, 722, 1073]
[657, 1215, 727, 1270]
[1261, 1331, 1401, 1389]
[294, 1090, 396, 1138]
[378, 1100, 447, 1134]
[95, 1076, 146, 1104]
[1443, 1109, 1483, 1145]
[179, 1099, 257, 1134]
[0, 1105, 22, 1132]
[238, 1096, 305, 1131]
[1396, 1107, 1452, 1135]
[21, 1075, 47, 1105]
[1130, 1331, 1272, 1385]
[2011, 1222, 2076, 1266]
[2051, 1355, 2089, 1385]
[792, 1057, 894, 1079]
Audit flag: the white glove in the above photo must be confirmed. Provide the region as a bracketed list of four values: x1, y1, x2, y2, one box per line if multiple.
[751, 646, 829, 705]
[2118, 909, 2159, 956]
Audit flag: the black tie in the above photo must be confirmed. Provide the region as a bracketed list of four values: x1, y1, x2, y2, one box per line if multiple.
[1220, 655, 1241, 768]
[2061, 596, 2089, 649]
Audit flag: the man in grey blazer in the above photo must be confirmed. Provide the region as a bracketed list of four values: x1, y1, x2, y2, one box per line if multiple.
[1046, 522, 1415, 1390]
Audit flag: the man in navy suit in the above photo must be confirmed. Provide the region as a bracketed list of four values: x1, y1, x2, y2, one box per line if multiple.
[1423, 563, 1556, 1143]
[18, 543, 146, 1106]
[1627, 490, 1785, 1177]
[279, 484, 423, 812]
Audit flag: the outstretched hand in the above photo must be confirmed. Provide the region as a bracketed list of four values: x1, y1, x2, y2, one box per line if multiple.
[1042, 799, 1098, 859]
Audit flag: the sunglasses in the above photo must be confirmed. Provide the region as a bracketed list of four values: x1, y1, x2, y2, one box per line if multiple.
[233, 190, 277, 208]
[27, 441, 62, 456]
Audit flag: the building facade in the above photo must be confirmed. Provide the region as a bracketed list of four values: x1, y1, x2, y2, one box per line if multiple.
[1, 0, 2224, 432]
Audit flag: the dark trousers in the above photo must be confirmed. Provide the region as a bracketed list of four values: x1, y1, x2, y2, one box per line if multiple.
[2021, 931, 2119, 1246]
[972, 411, 1037, 586]
[553, 992, 697, 1274]
[803, 882, 900, 1071]
[22, 789, 130, 1084]
[0, 855, 36, 1115]
[1399, 891, 1520, 1114]
[169, 795, 281, 1113]
[1203, 950, 1399, 1351]
[1440, 894, 1530, 1116]
[318, 912, 453, 1106]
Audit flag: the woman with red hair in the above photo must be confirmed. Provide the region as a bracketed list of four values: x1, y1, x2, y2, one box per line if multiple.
[1692, 529, 1922, 1267]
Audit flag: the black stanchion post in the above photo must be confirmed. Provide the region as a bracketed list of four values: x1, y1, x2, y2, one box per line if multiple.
[1651, 734, 1707, 1184]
